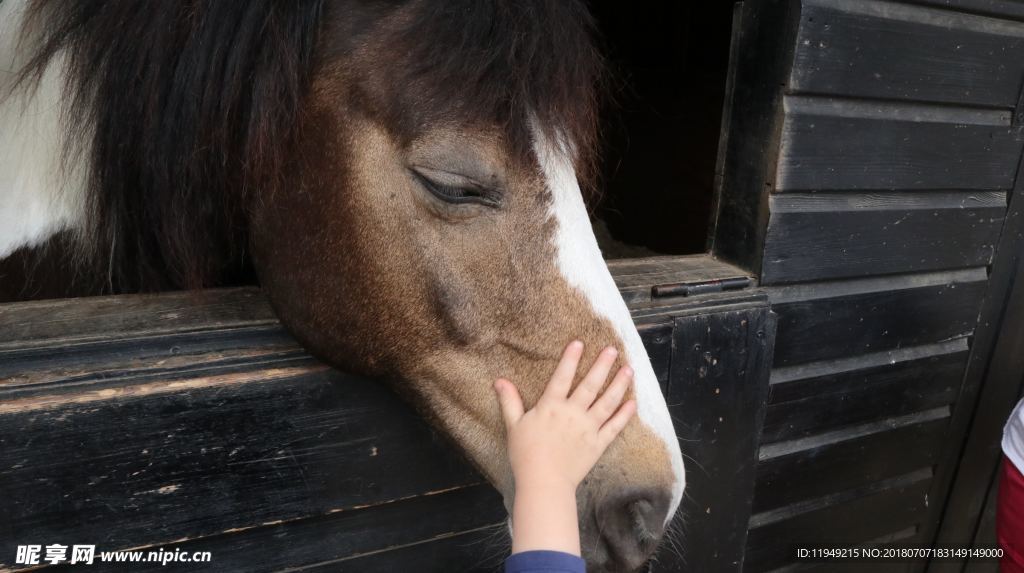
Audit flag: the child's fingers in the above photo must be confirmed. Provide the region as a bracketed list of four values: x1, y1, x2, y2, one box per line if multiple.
[542, 340, 584, 401]
[494, 378, 525, 430]
[598, 399, 637, 447]
[588, 365, 633, 422]
[570, 346, 618, 408]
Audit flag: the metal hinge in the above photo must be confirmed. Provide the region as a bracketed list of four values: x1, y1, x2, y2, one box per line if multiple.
[651, 276, 753, 298]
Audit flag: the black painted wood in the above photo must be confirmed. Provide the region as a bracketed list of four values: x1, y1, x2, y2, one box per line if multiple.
[907, 0, 1024, 21]
[927, 174, 1024, 569]
[0, 325, 305, 390]
[0, 288, 277, 351]
[321, 527, 506, 573]
[754, 412, 949, 513]
[0, 361, 488, 569]
[770, 272, 987, 367]
[711, 0, 802, 275]
[651, 303, 776, 573]
[776, 96, 1024, 192]
[761, 191, 1005, 284]
[762, 351, 964, 442]
[607, 255, 751, 305]
[791, 0, 1024, 108]
[962, 467, 1000, 573]
[706, 0, 1024, 570]
[120, 485, 506, 573]
[768, 340, 969, 404]
[746, 475, 933, 572]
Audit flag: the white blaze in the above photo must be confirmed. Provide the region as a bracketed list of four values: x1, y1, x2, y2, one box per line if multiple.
[534, 128, 685, 524]
[0, 0, 89, 259]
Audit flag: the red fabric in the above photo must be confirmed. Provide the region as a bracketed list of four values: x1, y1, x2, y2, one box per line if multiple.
[1000, 457, 1024, 573]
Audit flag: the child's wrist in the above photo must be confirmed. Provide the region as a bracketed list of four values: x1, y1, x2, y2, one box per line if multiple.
[514, 473, 578, 498]
[511, 479, 581, 556]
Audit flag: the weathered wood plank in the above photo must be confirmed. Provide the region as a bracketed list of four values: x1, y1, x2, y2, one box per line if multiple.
[0, 255, 745, 350]
[754, 411, 949, 513]
[907, 0, 1024, 21]
[321, 527, 505, 573]
[776, 95, 1023, 191]
[608, 254, 752, 304]
[927, 161, 1024, 567]
[791, 0, 1024, 107]
[113, 485, 505, 573]
[654, 305, 776, 573]
[768, 338, 969, 403]
[745, 475, 932, 572]
[769, 270, 987, 367]
[0, 288, 276, 352]
[0, 326, 304, 391]
[762, 353, 963, 442]
[711, 0, 803, 275]
[760, 526, 920, 573]
[762, 191, 1005, 284]
[0, 320, 675, 396]
[0, 365, 486, 569]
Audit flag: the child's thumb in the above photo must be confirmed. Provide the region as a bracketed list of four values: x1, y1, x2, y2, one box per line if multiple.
[494, 378, 524, 429]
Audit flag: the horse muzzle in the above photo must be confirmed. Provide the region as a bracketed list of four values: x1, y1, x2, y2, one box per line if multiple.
[584, 486, 673, 572]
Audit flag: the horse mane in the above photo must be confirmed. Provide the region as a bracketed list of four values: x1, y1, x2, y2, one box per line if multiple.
[17, 0, 324, 291]
[15, 0, 604, 293]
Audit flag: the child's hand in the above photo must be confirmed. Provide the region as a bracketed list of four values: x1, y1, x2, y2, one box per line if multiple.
[495, 340, 637, 495]
[495, 340, 636, 556]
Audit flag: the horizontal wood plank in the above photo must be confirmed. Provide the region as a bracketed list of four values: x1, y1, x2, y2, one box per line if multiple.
[0, 364, 488, 568]
[0, 288, 277, 352]
[0, 326, 305, 391]
[745, 476, 932, 572]
[769, 339, 969, 402]
[0, 256, 742, 351]
[791, 0, 1024, 107]
[770, 271, 987, 367]
[907, 0, 1024, 21]
[321, 527, 505, 573]
[754, 412, 949, 513]
[107, 485, 505, 573]
[766, 526, 922, 573]
[762, 191, 1005, 284]
[608, 254, 752, 304]
[775, 95, 1023, 191]
[762, 352, 964, 442]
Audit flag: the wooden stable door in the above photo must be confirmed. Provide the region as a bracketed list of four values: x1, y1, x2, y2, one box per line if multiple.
[0, 256, 774, 572]
[711, 1, 1024, 571]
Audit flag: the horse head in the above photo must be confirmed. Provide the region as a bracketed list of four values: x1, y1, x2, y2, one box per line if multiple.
[2, 1, 685, 569]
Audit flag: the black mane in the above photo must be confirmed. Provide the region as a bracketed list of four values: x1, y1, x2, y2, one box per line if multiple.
[17, 0, 604, 292]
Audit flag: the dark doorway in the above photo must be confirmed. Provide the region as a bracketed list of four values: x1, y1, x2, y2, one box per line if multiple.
[590, 1, 737, 257]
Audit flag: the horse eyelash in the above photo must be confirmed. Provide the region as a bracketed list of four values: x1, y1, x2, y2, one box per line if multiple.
[425, 179, 474, 199]
[413, 171, 499, 207]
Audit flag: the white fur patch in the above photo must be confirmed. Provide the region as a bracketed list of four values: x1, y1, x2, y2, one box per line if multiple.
[534, 128, 685, 525]
[0, 0, 89, 260]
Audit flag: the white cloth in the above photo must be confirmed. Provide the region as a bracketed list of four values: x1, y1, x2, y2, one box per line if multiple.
[1004, 398, 1024, 474]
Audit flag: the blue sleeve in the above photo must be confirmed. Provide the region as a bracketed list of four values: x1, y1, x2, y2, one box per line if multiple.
[505, 550, 586, 573]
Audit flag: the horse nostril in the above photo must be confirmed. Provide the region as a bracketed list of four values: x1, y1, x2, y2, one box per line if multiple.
[597, 488, 671, 570]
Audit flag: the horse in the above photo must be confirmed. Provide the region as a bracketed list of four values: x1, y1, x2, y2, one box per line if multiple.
[0, 1, 686, 570]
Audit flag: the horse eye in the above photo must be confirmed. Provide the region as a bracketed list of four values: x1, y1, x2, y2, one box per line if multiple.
[412, 170, 498, 207]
